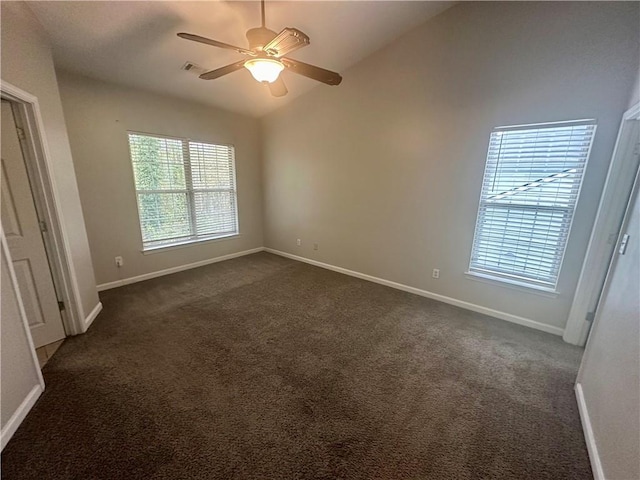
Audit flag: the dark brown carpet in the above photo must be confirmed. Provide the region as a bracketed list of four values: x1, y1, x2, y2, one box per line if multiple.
[2, 252, 591, 479]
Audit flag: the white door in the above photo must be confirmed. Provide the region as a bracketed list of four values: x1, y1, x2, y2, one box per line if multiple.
[576, 171, 640, 479]
[1, 100, 65, 348]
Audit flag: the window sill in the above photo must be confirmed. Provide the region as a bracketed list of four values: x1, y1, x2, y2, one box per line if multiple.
[464, 271, 559, 298]
[141, 233, 240, 255]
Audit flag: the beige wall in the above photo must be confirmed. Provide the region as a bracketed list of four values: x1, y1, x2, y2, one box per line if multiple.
[57, 72, 264, 286]
[1, 235, 42, 438]
[262, 1, 640, 332]
[1, 2, 100, 320]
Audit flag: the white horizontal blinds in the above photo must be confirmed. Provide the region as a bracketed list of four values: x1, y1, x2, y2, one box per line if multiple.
[188, 142, 237, 237]
[469, 121, 596, 288]
[128, 132, 238, 249]
[129, 133, 191, 246]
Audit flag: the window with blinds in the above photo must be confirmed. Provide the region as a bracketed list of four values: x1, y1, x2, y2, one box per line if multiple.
[128, 132, 238, 250]
[468, 120, 596, 291]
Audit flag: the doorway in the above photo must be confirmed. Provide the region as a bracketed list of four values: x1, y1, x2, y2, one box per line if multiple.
[564, 102, 640, 346]
[574, 163, 640, 479]
[1, 80, 88, 347]
[1, 99, 66, 363]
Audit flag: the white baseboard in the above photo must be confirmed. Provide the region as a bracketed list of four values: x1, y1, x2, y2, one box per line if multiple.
[575, 383, 604, 480]
[96, 247, 265, 291]
[265, 248, 564, 337]
[1, 384, 43, 450]
[83, 302, 103, 330]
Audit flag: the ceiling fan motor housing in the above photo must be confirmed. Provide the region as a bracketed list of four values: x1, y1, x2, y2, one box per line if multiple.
[246, 27, 278, 52]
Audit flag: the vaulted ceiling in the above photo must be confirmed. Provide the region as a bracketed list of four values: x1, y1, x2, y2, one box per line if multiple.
[28, 1, 453, 117]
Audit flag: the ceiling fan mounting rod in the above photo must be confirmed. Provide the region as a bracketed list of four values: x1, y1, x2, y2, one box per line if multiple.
[261, 0, 266, 28]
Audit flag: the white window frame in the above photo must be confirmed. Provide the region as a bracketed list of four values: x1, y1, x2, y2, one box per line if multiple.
[127, 131, 239, 252]
[466, 119, 597, 293]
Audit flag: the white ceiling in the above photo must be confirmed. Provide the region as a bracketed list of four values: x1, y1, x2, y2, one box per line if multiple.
[27, 1, 453, 117]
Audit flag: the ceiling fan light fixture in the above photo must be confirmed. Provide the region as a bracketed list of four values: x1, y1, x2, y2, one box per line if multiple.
[244, 58, 284, 83]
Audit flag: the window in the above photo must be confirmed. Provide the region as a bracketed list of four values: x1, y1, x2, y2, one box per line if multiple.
[468, 120, 596, 291]
[127, 132, 238, 250]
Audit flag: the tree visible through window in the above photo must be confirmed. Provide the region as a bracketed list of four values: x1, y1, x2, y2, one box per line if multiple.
[128, 132, 238, 250]
[468, 120, 596, 290]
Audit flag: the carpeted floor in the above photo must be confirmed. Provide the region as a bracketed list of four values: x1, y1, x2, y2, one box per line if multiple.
[2, 252, 592, 479]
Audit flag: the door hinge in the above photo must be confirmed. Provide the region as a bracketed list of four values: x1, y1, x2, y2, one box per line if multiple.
[618, 233, 630, 255]
[39, 220, 48, 233]
[58, 301, 65, 311]
[585, 311, 596, 322]
[16, 127, 26, 141]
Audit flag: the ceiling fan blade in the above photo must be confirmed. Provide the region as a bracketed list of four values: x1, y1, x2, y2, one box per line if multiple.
[268, 77, 288, 97]
[281, 58, 342, 86]
[263, 28, 310, 57]
[177, 33, 255, 56]
[199, 60, 246, 80]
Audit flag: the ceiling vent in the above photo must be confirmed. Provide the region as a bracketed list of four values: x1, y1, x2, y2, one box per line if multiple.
[181, 61, 206, 76]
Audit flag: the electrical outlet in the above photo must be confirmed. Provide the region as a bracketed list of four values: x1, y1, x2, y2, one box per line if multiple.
[297, 238, 301, 246]
[313, 243, 319, 251]
[115, 256, 124, 268]
[432, 268, 440, 279]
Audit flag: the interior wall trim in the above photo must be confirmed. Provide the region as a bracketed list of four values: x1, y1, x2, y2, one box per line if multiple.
[96, 247, 265, 291]
[83, 302, 103, 329]
[0, 384, 43, 450]
[1, 79, 85, 335]
[265, 248, 565, 336]
[575, 383, 605, 480]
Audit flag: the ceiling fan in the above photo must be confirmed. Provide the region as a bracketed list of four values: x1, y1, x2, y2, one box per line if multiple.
[177, 0, 342, 97]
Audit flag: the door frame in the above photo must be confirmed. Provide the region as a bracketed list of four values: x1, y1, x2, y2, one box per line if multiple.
[1, 80, 84, 335]
[0, 226, 46, 450]
[574, 165, 640, 480]
[564, 101, 640, 346]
